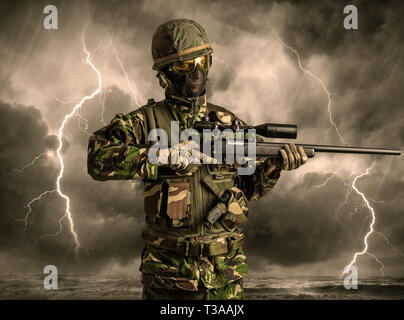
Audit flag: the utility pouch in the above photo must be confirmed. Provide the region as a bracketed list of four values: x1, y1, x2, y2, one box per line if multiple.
[203, 173, 248, 231]
[203, 174, 232, 227]
[165, 180, 191, 228]
[219, 187, 249, 232]
[206, 199, 227, 226]
[144, 182, 162, 222]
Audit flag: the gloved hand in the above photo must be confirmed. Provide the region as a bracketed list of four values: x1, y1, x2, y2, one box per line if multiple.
[279, 143, 308, 170]
[265, 143, 308, 176]
[158, 140, 217, 175]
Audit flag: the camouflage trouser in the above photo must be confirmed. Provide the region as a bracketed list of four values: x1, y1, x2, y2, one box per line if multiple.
[139, 244, 247, 300]
[142, 278, 244, 300]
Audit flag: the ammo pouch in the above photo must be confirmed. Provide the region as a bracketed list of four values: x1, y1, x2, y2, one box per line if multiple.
[203, 175, 248, 232]
[144, 179, 191, 228]
[218, 187, 248, 231]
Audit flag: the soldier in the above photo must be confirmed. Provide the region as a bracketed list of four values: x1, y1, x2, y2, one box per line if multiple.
[87, 19, 309, 300]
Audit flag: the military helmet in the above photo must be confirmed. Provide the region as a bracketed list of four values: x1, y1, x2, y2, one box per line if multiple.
[151, 19, 213, 71]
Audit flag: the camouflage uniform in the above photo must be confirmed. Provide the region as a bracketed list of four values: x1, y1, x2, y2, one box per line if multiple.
[87, 19, 280, 300]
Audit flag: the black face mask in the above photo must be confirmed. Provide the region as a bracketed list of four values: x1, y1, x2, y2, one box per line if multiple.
[162, 65, 208, 98]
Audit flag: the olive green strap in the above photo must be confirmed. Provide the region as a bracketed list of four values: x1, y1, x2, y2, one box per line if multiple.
[143, 101, 177, 147]
[153, 102, 174, 146]
[142, 228, 243, 257]
[203, 175, 225, 197]
[142, 105, 156, 143]
[153, 43, 211, 64]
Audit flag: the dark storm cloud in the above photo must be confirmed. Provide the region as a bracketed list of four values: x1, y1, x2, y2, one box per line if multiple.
[278, 0, 391, 59]
[245, 173, 352, 266]
[237, 0, 404, 270]
[0, 100, 58, 173]
[86, 85, 133, 134]
[0, 101, 60, 263]
[0, 0, 153, 272]
[245, 168, 404, 270]
[0, 98, 145, 273]
[275, 0, 404, 146]
[208, 67, 237, 93]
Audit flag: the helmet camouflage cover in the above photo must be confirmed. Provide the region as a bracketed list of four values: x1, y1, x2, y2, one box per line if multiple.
[152, 19, 213, 70]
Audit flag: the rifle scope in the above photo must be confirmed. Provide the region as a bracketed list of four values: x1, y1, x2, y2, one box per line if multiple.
[193, 121, 297, 139]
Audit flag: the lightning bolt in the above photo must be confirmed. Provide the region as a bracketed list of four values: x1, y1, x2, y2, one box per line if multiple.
[10, 33, 145, 258]
[94, 37, 142, 124]
[341, 164, 404, 277]
[334, 181, 353, 227]
[77, 106, 90, 136]
[299, 173, 337, 202]
[366, 252, 385, 277]
[374, 231, 404, 256]
[2, 152, 49, 178]
[273, 33, 401, 277]
[14, 32, 102, 257]
[273, 32, 349, 146]
[111, 41, 143, 108]
[56, 97, 90, 135]
[14, 190, 58, 231]
[342, 163, 384, 275]
[313, 173, 336, 189]
[335, 167, 401, 275]
[49, 32, 102, 256]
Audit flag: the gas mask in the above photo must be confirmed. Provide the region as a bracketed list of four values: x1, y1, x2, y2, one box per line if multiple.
[158, 54, 211, 98]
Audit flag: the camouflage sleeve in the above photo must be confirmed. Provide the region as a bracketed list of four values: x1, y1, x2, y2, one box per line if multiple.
[238, 135, 281, 201]
[87, 110, 158, 181]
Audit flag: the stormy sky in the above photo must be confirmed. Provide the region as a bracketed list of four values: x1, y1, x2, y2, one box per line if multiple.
[0, 0, 403, 279]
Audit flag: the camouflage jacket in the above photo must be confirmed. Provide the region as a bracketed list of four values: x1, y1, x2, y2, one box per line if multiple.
[87, 91, 280, 245]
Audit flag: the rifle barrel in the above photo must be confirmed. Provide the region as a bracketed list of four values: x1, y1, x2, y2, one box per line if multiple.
[307, 144, 401, 155]
[255, 142, 401, 157]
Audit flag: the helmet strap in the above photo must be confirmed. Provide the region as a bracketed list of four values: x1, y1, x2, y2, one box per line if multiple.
[157, 71, 184, 95]
[156, 72, 169, 89]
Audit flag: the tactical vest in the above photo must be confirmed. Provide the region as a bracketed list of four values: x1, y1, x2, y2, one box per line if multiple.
[140, 99, 245, 256]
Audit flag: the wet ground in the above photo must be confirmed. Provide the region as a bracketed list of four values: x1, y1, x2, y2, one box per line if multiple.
[1, 274, 403, 300]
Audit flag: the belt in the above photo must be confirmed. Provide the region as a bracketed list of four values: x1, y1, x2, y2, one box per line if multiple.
[141, 229, 244, 257]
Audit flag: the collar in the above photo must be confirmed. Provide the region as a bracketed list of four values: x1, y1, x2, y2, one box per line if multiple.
[165, 88, 208, 128]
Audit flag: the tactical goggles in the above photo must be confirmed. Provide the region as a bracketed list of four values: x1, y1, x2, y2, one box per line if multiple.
[168, 55, 212, 74]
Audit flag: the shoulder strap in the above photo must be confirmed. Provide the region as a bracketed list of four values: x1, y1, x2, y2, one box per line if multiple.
[141, 100, 176, 146]
[142, 105, 156, 143]
[153, 101, 175, 146]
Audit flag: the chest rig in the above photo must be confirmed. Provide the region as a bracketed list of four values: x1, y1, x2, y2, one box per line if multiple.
[140, 99, 246, 256]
